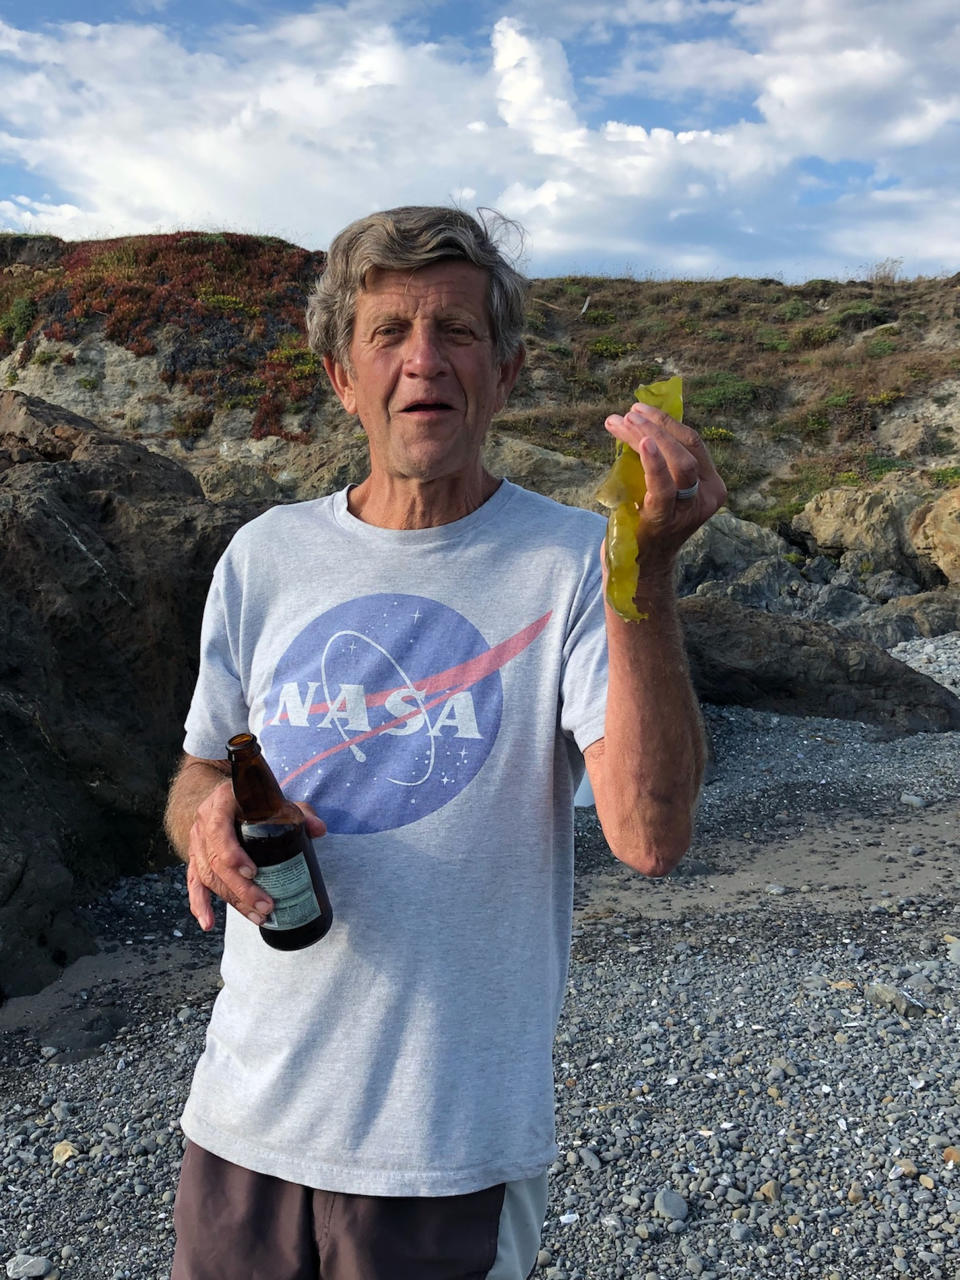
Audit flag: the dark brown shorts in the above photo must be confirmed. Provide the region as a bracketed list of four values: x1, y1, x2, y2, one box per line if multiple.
[172, 1141, 546, 1280]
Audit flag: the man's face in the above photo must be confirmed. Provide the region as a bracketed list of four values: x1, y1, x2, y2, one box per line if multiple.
[324, 261, 523, 486]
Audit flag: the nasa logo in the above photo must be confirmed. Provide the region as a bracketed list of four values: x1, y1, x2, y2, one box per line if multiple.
[259, 593, 550, 834]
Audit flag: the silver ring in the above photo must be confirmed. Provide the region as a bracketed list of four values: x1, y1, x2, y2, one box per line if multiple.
[676, 480, 700, 501]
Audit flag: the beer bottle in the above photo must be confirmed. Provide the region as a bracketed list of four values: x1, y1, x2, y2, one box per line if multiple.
[226, 731, 333, 950]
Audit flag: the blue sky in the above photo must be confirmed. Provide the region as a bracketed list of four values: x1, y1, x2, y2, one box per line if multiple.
[0, 1, 958, 280]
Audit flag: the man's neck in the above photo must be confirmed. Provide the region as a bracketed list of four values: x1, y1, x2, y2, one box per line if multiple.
[346, 469, 501, 529]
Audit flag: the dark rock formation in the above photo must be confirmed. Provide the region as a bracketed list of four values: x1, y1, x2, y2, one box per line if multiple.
[678, 508, 960, 652]
[680, 597, 960, 733]
[0, 391, 256, 998]
[836, 589, 960, 648]
[0, 233, 64, 269]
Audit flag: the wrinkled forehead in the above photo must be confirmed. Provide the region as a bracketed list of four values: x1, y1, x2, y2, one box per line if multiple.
[357, 260, 493, 323]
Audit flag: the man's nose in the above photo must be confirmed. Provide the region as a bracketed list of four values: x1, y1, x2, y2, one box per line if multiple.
[403, 325, 446, 376]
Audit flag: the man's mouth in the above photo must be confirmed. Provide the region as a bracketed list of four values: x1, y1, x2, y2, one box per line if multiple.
[401, 401, 454, 413]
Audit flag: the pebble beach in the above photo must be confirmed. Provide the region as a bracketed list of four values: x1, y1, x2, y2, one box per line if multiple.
[1, 633, 959, 1280]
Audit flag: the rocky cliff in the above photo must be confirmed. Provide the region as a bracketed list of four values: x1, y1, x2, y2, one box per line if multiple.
[1, 231, 957, 548]
[1, 230, 959, 999]
[0, 393, 259, 998]
[3, 388, 958, 999]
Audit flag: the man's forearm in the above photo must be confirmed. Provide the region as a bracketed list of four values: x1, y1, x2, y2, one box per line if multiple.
[164, 756, 231, 861]
[587, 573, 704, 876]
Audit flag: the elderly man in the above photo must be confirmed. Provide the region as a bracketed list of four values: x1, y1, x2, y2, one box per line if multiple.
[165, 205, 725, 1279]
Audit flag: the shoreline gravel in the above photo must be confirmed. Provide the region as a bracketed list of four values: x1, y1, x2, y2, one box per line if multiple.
[2, 634, 959, 1280]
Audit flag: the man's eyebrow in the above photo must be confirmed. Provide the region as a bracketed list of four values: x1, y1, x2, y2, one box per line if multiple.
[366, 309, 408, 325]
[364, 306, 482, 328]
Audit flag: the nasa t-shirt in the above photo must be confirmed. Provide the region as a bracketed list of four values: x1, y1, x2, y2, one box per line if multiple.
[180, 480, 609, 1195]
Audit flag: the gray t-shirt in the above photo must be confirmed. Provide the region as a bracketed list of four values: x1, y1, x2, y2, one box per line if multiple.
[180, 480, 609, 1195]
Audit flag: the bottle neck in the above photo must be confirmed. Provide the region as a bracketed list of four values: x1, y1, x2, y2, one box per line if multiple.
[229, 737, 290, 823]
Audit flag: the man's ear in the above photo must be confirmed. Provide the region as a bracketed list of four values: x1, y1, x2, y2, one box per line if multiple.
[323, 355, 358, 415]
[494, 344, 525, 414]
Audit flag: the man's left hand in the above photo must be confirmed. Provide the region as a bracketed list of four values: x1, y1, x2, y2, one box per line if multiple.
[604, 401, 727, 570]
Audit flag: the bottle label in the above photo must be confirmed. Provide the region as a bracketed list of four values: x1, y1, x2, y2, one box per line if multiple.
[253, 853, 322, 931]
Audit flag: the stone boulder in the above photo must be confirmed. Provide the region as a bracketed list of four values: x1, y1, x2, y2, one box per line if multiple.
[862, 570, 922, 603]
[791, 479, 948, 587]
[909, 489, 960, 584]
[677, 506, 960, 649]
[676, 509, 794, 595]
[0, 391, 255, 999]
[483, 433, 606, 510]
[679, 597, 960, 733]
[836, 588, 960, 649]
[723, 556, 808, 612]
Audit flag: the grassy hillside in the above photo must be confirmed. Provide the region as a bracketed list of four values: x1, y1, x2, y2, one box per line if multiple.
[0, 232, 327, 440]
[508, 268, 960, 525]
[1, 232, 958, 527]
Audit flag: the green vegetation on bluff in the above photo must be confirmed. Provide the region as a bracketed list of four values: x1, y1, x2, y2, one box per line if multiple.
[1, 232, 957, 527]
[0, 231, 326, 439]
[505, 268, 960, 526]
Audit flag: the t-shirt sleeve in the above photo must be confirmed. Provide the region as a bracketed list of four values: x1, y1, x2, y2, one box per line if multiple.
[558, 541, 608, 752]
[182, 552, 249, 759]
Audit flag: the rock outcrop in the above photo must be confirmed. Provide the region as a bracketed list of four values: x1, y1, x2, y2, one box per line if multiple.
[677, 511, 795, 595]
[482, 433, 607, 510]
[791, 477, 955, 587]
[836, 588, 960, 649]
[680, 597, 960, 733]
[679, 506, 960, 648]
[0, 391, 255, 998]
[0, 233, 64, 269]
[909, 488, 960, 584]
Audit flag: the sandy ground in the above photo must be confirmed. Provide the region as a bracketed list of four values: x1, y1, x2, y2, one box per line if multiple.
[2, 796, 957, 1058]
[575, 799, 960, 922]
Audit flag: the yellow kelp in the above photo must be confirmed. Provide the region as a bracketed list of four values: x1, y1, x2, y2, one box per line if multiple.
[596, 375, 684, 621]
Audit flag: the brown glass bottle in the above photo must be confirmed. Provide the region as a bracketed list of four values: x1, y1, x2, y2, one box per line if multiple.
[227, 732, 333, 951]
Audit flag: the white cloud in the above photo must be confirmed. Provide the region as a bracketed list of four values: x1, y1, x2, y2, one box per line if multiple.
[0, 195, 88, 231]
[0, 9, 502, 242]
[829, 185, 960, 272]
[598, 37, 763, 103]
[491, 18, 586, 155]
[0, 3, 956, 279]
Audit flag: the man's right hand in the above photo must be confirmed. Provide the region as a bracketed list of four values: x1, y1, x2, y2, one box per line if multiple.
[186, 779, 274, 932]
[166, 755, 327, 932]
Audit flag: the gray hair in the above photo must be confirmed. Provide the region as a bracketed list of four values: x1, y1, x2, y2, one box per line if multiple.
[305, 206, 529, 367]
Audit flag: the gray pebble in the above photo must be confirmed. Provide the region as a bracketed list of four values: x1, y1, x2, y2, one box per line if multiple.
[5, 668, 960, 1280]
[5, 1259, 53, 1279]
[654, 1188, 688, 1221]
